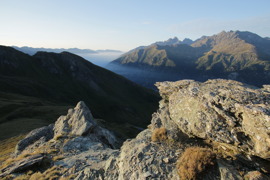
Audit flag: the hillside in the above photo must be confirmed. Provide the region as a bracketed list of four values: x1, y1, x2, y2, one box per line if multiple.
[109, 31, 270, 88]
[0, 45, 159, 140]
[193, 31, 270, 72]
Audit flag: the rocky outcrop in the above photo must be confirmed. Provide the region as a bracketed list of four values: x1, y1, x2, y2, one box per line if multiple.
[0, 154, 45, 177]
[54, 101, 96, 137]
[15, 124, 54, 155]
[117, 129, 180, 179]
[1, 80, 270, 179]
[156, 79, 270, 159]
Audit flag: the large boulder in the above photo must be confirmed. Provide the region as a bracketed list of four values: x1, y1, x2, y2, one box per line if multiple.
[116, 129, 180, 180]
[156, 79, 270, 159]
[15, 124, 54, 155]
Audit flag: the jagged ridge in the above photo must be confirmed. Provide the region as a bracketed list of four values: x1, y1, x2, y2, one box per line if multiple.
[109, 31, 270, 87]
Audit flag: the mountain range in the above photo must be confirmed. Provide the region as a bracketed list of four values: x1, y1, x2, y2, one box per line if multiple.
[109, 31, 270, 88]
[12, 46, 122, 56]
[0, 46, 159, 140]
[1, 32, 270, 179]
[13, 46, 123, 67]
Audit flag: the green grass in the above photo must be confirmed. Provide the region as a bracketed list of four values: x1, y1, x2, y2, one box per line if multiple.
[0, 92, 71, 141]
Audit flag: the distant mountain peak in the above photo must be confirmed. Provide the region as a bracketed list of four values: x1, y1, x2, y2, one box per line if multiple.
[181, 38, 194, 45]
[154, 36, 194, 46]
[154, 37, 181, 46]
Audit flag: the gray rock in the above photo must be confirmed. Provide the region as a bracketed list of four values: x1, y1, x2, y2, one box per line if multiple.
[116, 129, 179, 180]
[217, 159, 242, 180]
[15, 124, 54, 155]
[0, 154, 44, 177]
[54, 101, 96, 137]
[156, 79, 270, 159]
[93, 126, 119, 149]
[62, 136, 103, 154]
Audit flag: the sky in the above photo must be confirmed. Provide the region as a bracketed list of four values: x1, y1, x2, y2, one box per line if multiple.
[1, 0, 270, 51]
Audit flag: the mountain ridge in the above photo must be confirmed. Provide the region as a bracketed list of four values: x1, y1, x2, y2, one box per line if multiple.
[109, 30, 270, 88]
[12, 46, 124, 67]
[12, 46, 123, 56]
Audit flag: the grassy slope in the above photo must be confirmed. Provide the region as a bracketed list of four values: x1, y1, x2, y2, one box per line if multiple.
[0, 135, 26, 165]
[0, 91, 72, 140]
[194, 31, 270, 71]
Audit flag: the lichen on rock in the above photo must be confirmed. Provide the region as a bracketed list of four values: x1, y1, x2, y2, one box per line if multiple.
[156, 79, 270, 159]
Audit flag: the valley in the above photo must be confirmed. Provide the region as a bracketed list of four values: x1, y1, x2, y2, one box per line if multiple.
[1, 1, 270, 179]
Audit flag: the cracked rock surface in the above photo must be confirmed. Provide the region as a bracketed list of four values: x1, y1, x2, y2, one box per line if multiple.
[156, 79, 270, 159]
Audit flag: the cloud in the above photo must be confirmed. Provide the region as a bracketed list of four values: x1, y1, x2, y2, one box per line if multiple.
[169, 15, 270, 39]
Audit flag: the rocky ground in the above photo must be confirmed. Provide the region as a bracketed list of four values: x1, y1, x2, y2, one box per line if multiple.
[1, 79, 270, 180]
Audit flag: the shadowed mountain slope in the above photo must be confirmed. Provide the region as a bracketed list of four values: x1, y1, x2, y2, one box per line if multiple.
[0, 45, 159, 140]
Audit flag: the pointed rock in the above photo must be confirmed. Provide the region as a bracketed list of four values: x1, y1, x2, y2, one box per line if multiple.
[54, 101, 96, 137]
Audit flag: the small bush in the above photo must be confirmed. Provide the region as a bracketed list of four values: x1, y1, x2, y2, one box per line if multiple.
[177, 147, 216, 180]
[151, 127, 167, 142]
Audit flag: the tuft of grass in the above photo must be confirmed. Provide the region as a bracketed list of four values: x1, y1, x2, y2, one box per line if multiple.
[2, 175, 14, 180]
[151, 127, 167, 142]
[59, 174, 77, 180]
[244, 171, 268, 180]
[52, 155, 65, 162]
[0, 142, 60, 171]
[0, 134, 26, 165]
[29, 172, 44, 180]
[177, 147, 216, 180]
[14, 174, 31, 180]
[27, 166, 67, 180]
[0, 152, 41, 171]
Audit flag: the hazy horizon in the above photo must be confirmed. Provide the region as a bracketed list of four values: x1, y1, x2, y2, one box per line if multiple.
[1, 0, 270, 51]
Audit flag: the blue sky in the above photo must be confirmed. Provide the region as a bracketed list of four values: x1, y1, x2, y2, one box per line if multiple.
[1, 0, 270, 51]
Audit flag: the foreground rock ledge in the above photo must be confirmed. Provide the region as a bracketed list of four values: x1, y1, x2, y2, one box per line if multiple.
[1, 79, 270, 179]
[156, 79, 270, 159]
